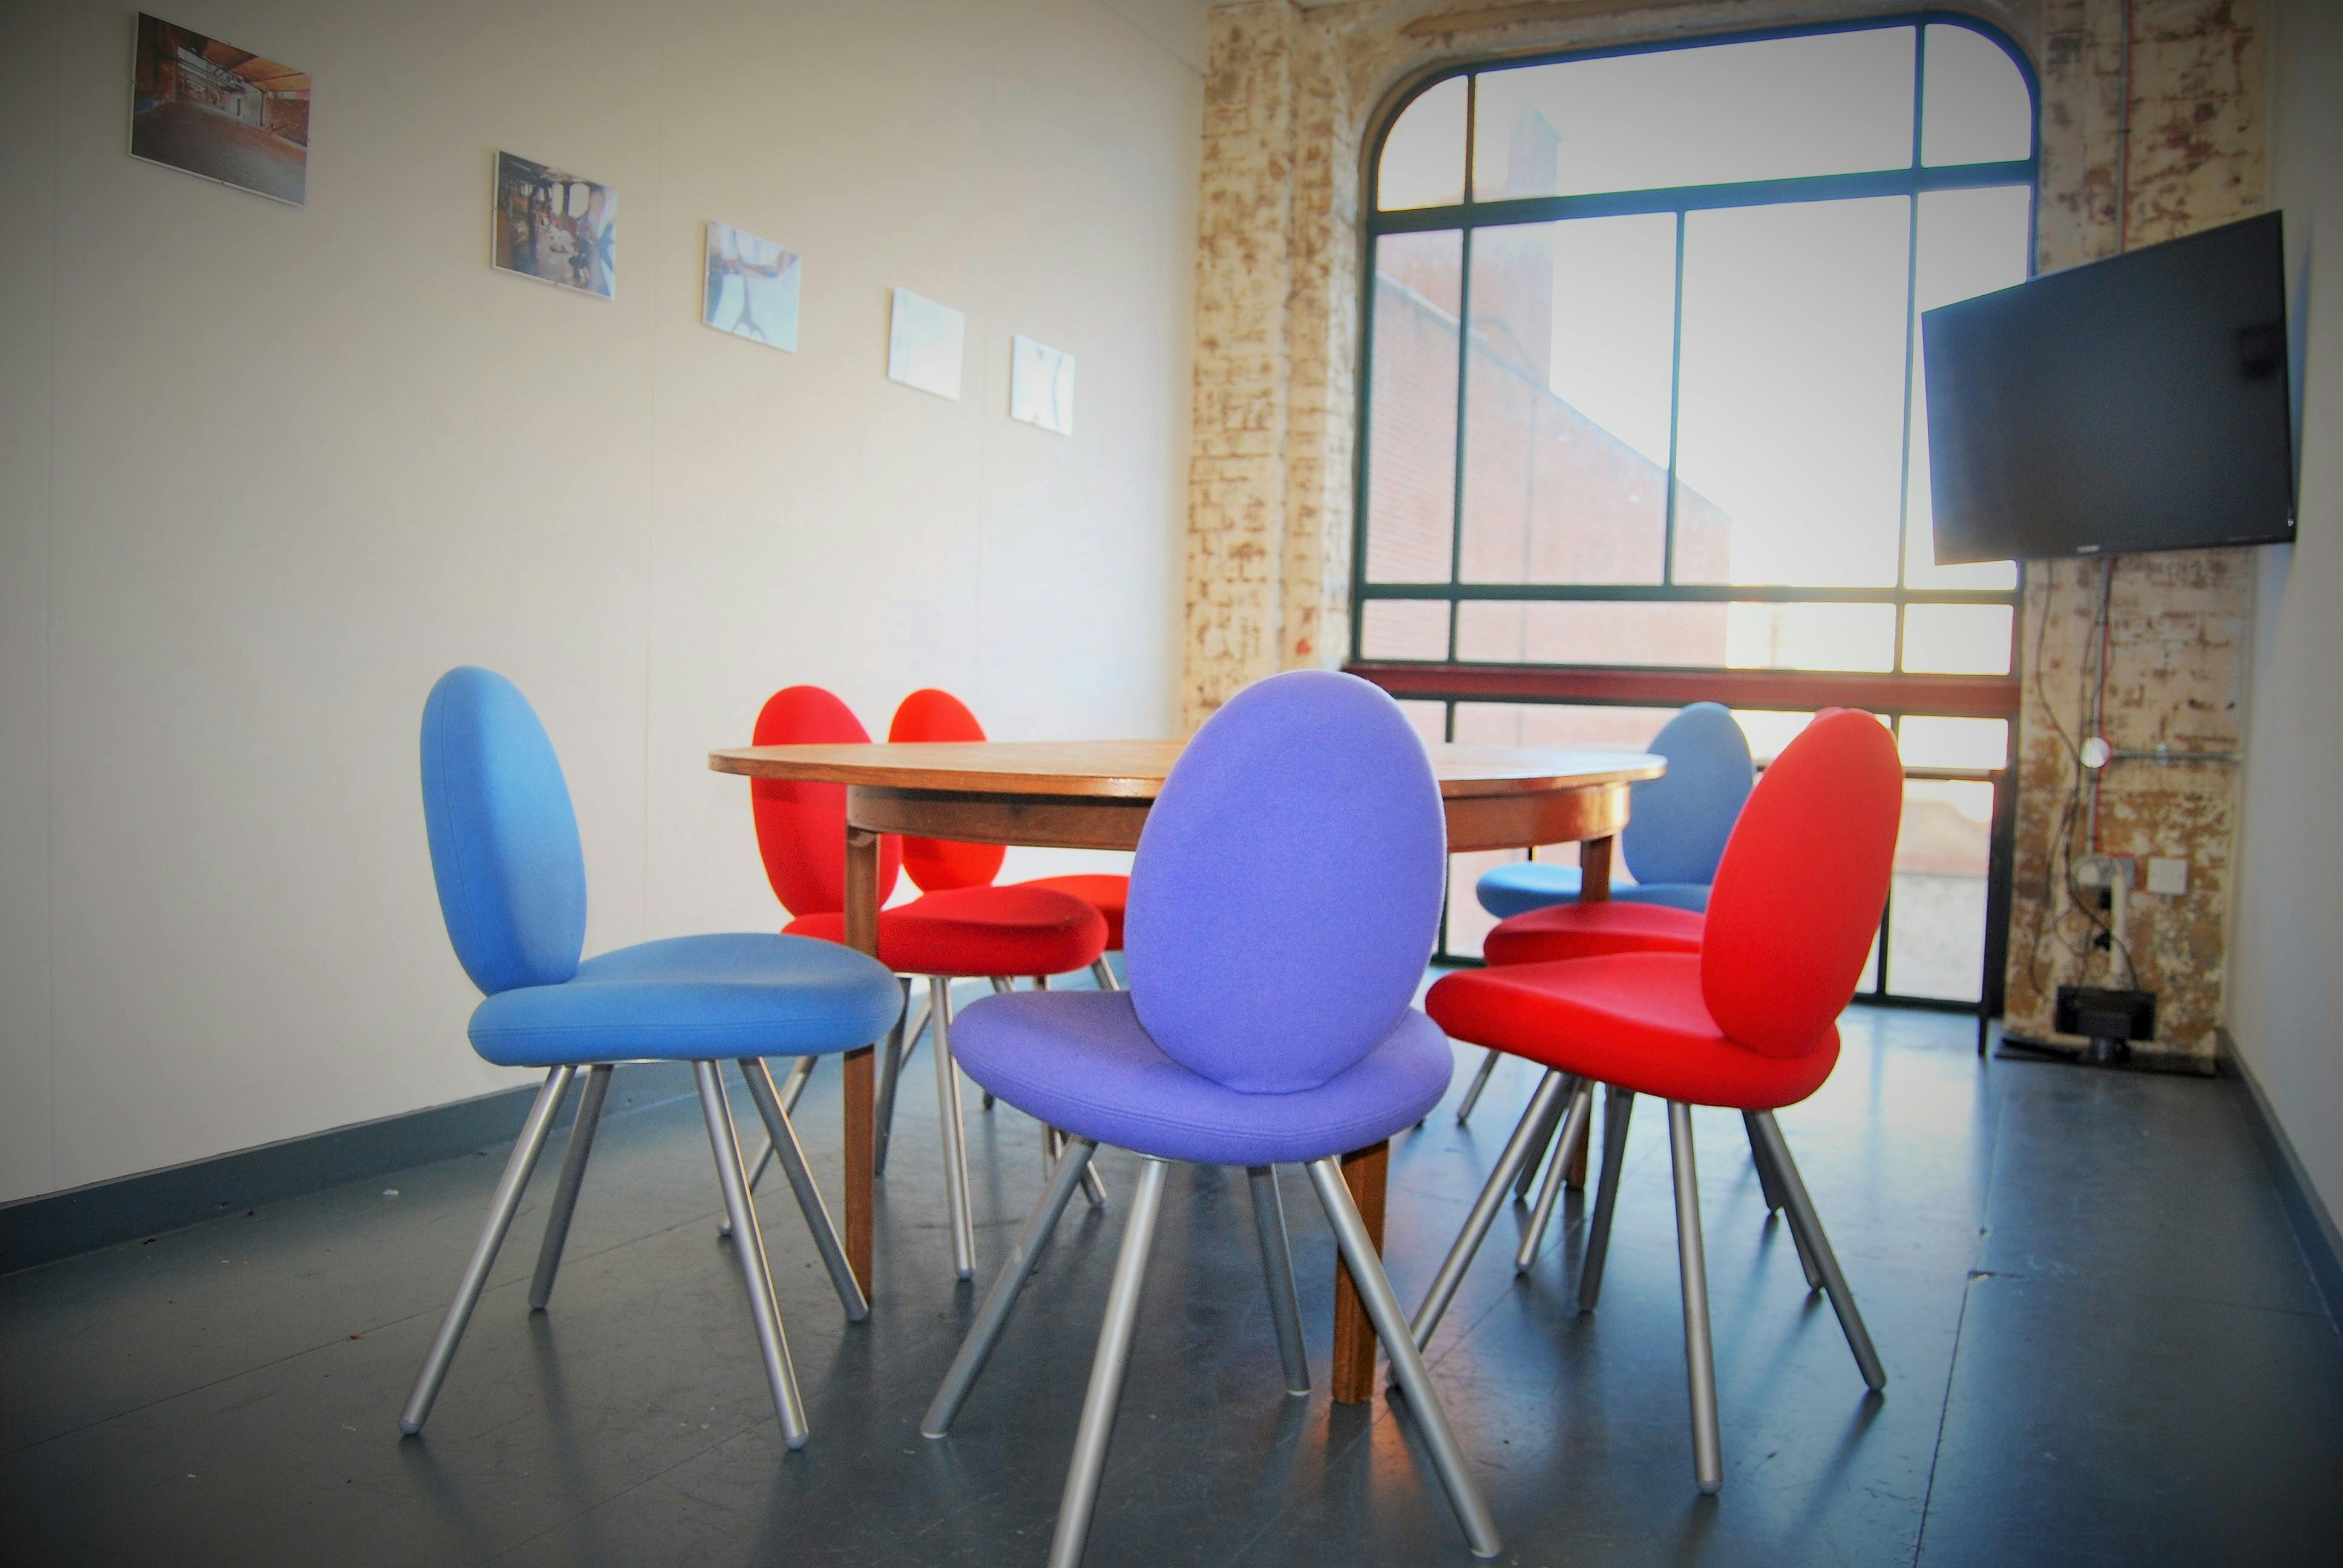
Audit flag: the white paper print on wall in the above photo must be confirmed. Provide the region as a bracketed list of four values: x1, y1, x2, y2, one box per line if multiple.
[888, 287, 965, 399]
[703, 222, 801, 350]
[1010, 335, 1075, 436]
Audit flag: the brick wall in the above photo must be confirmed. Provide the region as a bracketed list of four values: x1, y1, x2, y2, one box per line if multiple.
[1184, 0, 2268, 1062]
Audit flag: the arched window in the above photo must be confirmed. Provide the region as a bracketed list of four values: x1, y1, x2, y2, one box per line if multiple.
[1353, 17, 2037, 1000]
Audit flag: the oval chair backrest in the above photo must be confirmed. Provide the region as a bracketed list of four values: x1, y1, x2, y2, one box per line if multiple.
[889, 689, 1008, 893]
[751, 686, 902, 918]
[1620, 702, 1754, 887]
[1700, 710, 1902, 1059]
[1123, 669, 1447, 1094]
[419, 667, 588, 996]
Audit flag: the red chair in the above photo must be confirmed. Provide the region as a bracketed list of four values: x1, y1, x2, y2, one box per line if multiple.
[888, 688, 1128, 984]
[1411, 710, 1901, 1494]
[747, 686, 1107, 1280]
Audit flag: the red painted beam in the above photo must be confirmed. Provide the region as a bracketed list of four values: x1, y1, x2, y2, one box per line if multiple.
[1344, 662, 2021, 718]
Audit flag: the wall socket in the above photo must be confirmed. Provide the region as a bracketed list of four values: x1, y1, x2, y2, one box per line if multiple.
[2146, 855, 2190, 895]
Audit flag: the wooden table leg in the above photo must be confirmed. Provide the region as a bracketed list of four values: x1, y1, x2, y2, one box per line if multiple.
[1562, 835, 1618, 1191]
[1330, 1138, 1390, 1403]
[842, 823, 882, 1296]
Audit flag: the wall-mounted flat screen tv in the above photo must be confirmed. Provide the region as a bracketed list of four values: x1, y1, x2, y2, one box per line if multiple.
[1922, 211, 2295, 564]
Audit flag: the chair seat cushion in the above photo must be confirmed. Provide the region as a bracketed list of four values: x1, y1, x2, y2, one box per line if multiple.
[1483, 902, 1706, 967]
[784, 884, 1107, 978]
[1015, 873, 1129, 950]
[948, 990, 1452, 1166]
[468, 933, 901, 1068]
[1476, 861, 1714, 920]
[1424, 953, 1838, 1112]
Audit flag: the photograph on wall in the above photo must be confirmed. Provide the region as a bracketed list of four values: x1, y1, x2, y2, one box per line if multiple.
[703, 222, 800, 351]
[887, 287, 965, 400]
[493, 151, 616, 299]
[1010, 335, 1076, 436]
[129, 14, 310, 206]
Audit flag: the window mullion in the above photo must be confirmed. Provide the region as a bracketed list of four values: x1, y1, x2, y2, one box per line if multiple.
[1447, 226, 1474, 662]
[1662, 209, 1688, 587]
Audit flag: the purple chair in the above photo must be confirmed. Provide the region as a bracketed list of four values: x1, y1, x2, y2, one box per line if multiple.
[917, 670, 1501, 1566]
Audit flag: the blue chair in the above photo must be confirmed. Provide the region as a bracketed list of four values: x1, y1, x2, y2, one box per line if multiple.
[1473, 701, 1754, 919]
[917, 670, 1499, 1566]
[399, 668, 900, 1448]
[1458, 703, 1754, 1126]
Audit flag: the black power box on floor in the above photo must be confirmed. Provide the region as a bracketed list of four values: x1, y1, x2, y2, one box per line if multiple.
[2053, 985, 2157, 1064]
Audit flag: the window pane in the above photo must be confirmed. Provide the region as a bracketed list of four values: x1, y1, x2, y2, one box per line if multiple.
[1455, 600, 1894, 669]
[1459, 215, 1676, 584]
[1379, 76, 1467, 210]
[1453, 702, 1673, 750]
[1902, 603, 2013, 673]
[1731, 708, 1817, 764]
[1472, 28, 1914, 201]
[1886, 777, 1994, 999]
[1395, 699, 1449, 748]
[1907, 186, 2030, 587]
[1357, 599, 1450, 659]
[1921, 25, 2032, 166]
[1898, 715, 2009, 769]
[1674, 198, 1911, 587]
[1363, 230, 1463, 583]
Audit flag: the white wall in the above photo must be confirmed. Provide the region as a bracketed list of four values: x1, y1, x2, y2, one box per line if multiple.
[0, 0, 1202, 1203]
[2227, 0, 2343, 1229]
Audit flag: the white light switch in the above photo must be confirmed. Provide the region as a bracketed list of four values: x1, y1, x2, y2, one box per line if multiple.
[2146, 856, 2190, 895]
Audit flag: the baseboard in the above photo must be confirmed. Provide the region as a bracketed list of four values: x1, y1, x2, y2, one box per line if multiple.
[0, 1062, 698, 1277]
[2220, 1028, 2343, 1334]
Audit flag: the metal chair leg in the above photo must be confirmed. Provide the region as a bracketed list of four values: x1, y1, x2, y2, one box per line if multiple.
[873, 976, 917, 1177]
[981, 977, 1015, 1110]
[1412, 1069, 1570, 1350]
[779, 1053, 815, 1114]
[528, 1063, 612, 1310]
[1747, 1111, 1821, 1289]
[1578, 1086, 1635, 1313]
[1046, 1156, 1169, 1568]
[736, 1059, 868, 1323]
[1089, 956, 1119, 991]
[923, 1137, 1099, 1437]
[931, 976, 979, 1279]
[1455, 1048, 1501, 1124]
[1305, 1158, 1502, 1559]
[734, 1056, 812, 1209]
[1247, 1166, 1310, 1395]
[1750, 1112, 1886, 1391]
[697, 1061, 809, 1449]
[400, 1065, 575, 1435]
[1516, 1077, 1593, 1273]
[1514, 1090, 1567, 1200]
[1667, 1101, 1723, 1495]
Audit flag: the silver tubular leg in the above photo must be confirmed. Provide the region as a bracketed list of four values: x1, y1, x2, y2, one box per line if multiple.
[528, 1063, 612, 1311]
[1047, 1156, 1169, 1568]
[1455, 1048, 1502, 1125]
[1089, 957, 1119, 991]
[1747, 1112, 1821, 1289]
[922, 1137, 1100, 1437]
[1578, 1087, 1636, 1313]
[932, 976, 978, 1279]
[1668, 1102, 1723, 1495]
[1305, 1158, 1502, 1559]
[1247, 1166, 1311, 1396]
[698, 1060, 810, 1449]
[1513, 1091, 1567, 1200]
[873, 977, 916, 1178]
[981, 978, 1015, 1110]
[1411, 1069, 1570, 1350]
[1750, 1112, 1886, 1391]
[737, 1059, 868, 1324]
[400, 1065, 575, 1435]
[779, 1054, 816, 1115]
[1515, 1078, 1594, 1274]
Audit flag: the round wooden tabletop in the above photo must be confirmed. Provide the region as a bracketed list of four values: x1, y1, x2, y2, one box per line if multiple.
[708, 739, 1663, 799]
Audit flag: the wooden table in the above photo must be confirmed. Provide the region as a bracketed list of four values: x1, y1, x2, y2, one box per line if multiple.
[708, 738, 1663, 1402]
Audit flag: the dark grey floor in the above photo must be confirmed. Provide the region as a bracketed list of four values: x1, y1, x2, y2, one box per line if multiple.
[4, 1000, 2339, 1567]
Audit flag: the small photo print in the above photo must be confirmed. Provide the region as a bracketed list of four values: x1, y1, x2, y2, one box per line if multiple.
[1010, 335, 1076, 436]
[703, 222, 801, 351]
[493, 151, 616, 299]
[888, 287, 965, 400]
[129, 14, 310, 206]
